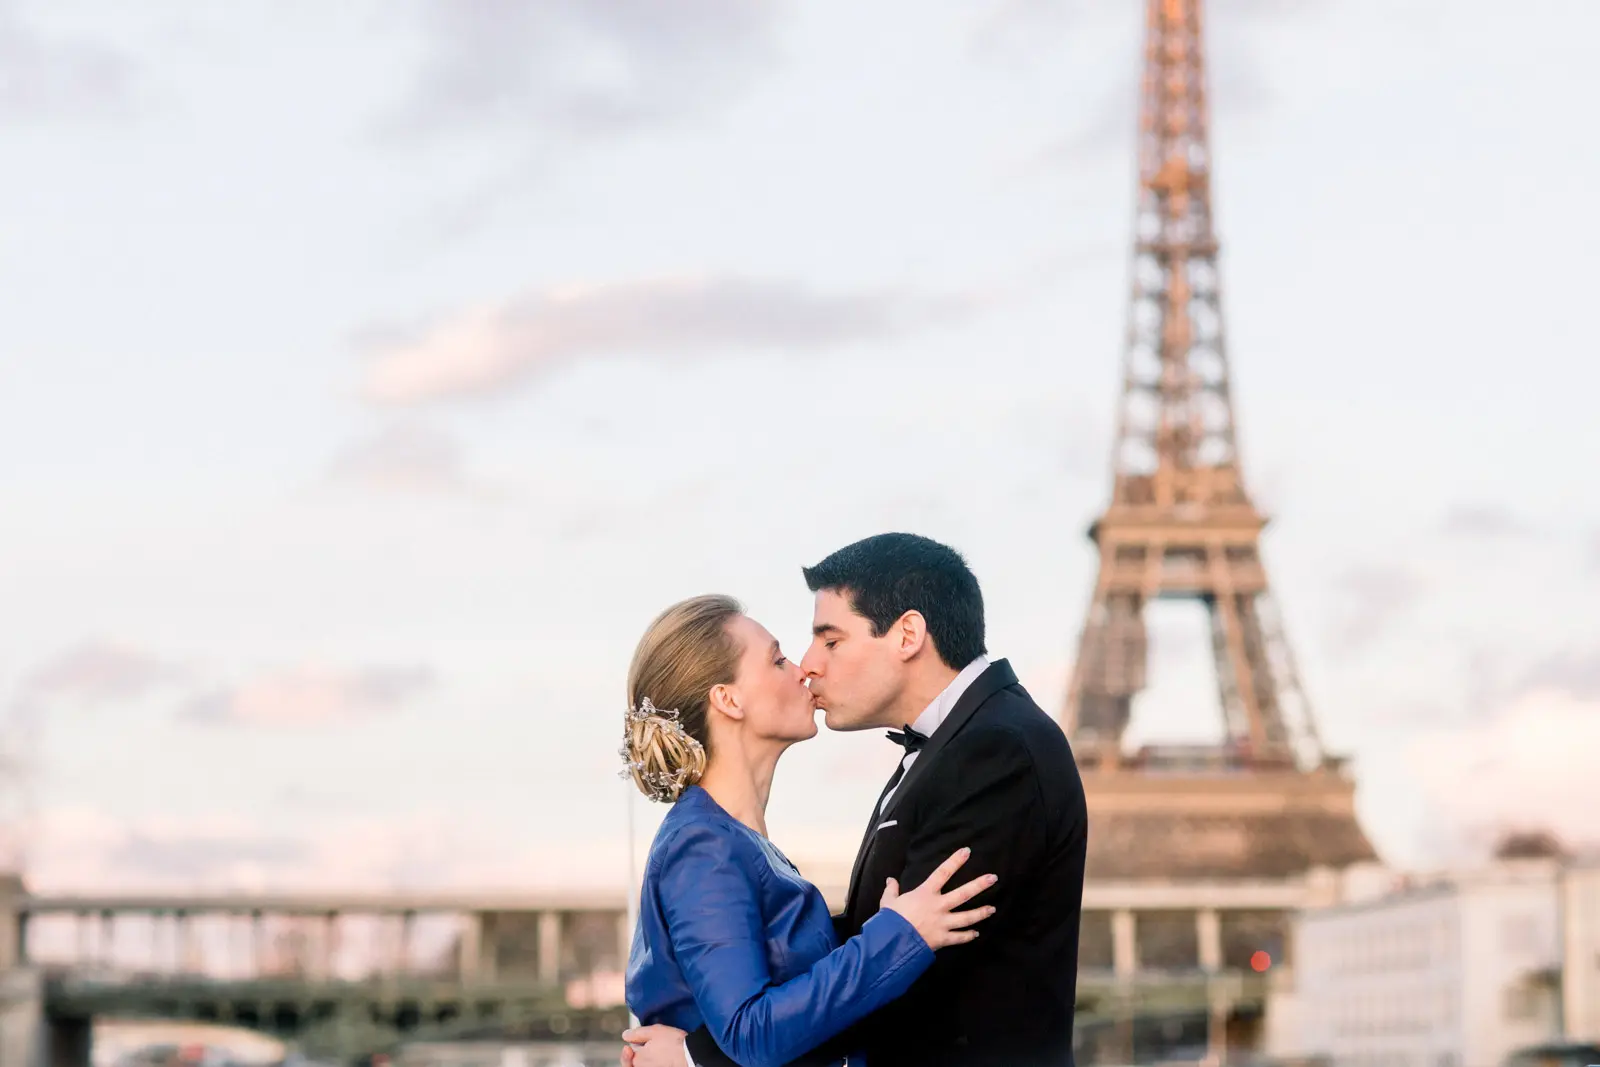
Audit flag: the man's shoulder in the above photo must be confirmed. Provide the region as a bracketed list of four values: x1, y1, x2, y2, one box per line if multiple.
[969, 684, 1073, 753]
[948, 686, 1084, 805]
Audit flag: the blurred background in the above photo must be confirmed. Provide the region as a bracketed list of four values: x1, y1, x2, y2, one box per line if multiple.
[0, 0, 1596, 1065]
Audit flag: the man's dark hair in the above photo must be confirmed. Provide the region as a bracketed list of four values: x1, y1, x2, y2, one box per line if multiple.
[802, 532, 986, 670]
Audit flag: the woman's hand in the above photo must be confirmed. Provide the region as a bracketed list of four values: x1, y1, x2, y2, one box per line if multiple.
[880, 846, 997, 949]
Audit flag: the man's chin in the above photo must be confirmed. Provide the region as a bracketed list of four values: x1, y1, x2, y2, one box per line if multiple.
[821, 707, 866, 732]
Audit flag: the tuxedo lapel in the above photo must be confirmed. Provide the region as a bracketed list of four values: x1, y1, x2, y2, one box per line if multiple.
[844, 764, 903, 914]
[877, 659, 1017, 823]
[841, 660, 1021, 917]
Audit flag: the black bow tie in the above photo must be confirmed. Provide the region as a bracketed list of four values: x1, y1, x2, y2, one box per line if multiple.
[885, 724, 929, 753]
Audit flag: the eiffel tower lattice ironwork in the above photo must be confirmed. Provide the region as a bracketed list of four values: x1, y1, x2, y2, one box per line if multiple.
[1067, 0, 1322, 773]
[1061, 0, 1377, 882]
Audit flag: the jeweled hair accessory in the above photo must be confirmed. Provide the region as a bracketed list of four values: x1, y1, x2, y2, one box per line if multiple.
[618, 697, 706, 803]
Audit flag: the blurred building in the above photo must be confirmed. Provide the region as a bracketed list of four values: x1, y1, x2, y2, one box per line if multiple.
[1281, 856, 1600, 1067]
[1562, 858, 1600, 1043]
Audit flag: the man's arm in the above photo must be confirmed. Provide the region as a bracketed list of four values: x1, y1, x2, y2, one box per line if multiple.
[685, 1026, 731, 1066]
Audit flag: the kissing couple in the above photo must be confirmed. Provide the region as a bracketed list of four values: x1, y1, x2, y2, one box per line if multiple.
[619, 533, 1088, 1067]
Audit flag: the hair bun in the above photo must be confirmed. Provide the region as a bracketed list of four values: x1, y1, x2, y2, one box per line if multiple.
[619, 698, 708, 803]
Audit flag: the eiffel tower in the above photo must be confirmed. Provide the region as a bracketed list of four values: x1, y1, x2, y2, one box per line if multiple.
[1063, 0, 1377, 885]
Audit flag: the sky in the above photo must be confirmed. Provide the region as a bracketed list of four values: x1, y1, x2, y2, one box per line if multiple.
[1, 0, 1597, 899]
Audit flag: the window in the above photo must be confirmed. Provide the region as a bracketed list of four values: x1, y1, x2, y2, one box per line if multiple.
[1502, 984, 1537, 1022]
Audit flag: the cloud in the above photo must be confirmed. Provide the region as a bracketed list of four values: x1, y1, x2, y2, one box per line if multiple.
[26, 807, 632, 894]
[0, 2, 137, 121]
[1324, 565, 1425, 656]
[1438, 503, 1536, 540]
[9, 640, 182, 718]
[328, 423, 471, 493]
[11, 645, 440, 733]
[1515, 649, 1600, 703]
[1412, 687, 1600, 854]
[380, 0, 776, 143]
[360, 276, 974, 406]
[178, 665, 435, 728]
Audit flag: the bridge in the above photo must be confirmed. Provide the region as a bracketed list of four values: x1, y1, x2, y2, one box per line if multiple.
[0, 871, 1321, 1065]
[0, 880, 634, 1065]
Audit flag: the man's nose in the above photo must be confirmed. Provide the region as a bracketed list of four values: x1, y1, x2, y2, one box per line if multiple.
[799, 645, 822, 678]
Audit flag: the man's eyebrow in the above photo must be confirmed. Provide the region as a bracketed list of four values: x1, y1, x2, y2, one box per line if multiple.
[812, 623, 843, 637]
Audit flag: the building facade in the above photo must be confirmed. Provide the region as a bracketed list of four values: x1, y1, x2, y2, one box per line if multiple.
[1287, 860, 1573, 1067]
[1562, 859, 1600, 1042]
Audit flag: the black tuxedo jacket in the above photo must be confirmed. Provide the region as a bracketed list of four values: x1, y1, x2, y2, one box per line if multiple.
[686, 659, 1088, 1067]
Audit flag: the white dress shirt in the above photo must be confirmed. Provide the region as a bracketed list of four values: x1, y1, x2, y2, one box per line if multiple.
[678, 655, 990, 1067]
[878, 655, 989, 814]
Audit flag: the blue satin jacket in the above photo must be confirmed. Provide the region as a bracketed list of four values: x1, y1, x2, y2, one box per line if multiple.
[626, 786, 934, 1067]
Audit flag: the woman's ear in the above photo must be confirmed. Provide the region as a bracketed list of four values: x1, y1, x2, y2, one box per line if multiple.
[707, 682, 744, 721]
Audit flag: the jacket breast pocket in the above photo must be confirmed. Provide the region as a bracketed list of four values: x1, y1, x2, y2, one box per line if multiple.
[862, 820, 909, 894]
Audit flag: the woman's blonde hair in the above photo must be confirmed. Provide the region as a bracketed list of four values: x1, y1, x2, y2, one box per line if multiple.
[621, 594, 743, 803]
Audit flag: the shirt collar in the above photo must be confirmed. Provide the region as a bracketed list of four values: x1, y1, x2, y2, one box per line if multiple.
[908, 656, 990, 739]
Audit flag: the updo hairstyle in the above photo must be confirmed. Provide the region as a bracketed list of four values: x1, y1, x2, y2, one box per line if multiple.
[621, 594, 743, 803]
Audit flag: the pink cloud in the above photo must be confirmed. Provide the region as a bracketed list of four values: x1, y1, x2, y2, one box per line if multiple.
[12, 640, 182, 712]
[178, 665, 434, 727]
[1411, 687, 1600, 851]
[359, 276, 965, 406]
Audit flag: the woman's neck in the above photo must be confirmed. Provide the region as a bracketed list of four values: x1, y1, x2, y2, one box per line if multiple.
[698, 739, 784, 838]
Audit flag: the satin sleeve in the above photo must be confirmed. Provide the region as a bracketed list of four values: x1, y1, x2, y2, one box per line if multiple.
[655, 821, 933, 1067]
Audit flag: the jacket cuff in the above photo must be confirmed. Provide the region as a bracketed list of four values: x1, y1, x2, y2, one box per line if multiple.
[860, 907, 936, 989]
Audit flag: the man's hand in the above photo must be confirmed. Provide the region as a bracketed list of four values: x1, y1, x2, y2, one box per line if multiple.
[621, 1023, 689, 1067]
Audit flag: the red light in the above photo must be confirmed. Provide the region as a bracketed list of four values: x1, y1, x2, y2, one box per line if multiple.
[1250, 950, 1271, 972]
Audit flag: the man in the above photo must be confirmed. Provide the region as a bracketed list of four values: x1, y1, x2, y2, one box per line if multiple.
[625, 532, 1087, 1067]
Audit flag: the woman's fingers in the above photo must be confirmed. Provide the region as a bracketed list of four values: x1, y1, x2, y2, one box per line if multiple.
[945, 904, 996, 930]
[933, 928, 981, 948]
[917, 847, 972, 893]
[940, 872, 998, 907]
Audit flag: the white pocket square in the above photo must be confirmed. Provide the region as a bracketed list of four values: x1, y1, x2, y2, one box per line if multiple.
[875, 819, 898, 831]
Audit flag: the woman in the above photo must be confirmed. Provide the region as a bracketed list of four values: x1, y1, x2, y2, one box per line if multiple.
[621, 595, 995, 1067]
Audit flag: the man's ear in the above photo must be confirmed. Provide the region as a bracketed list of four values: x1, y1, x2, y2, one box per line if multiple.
[895, 611, 929, 662]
